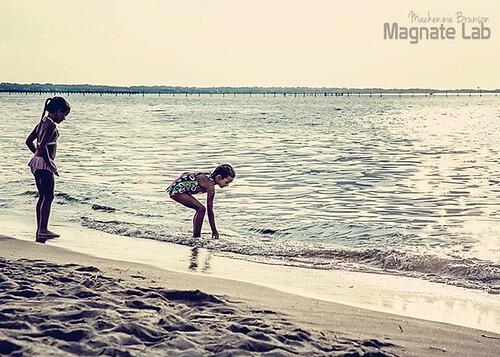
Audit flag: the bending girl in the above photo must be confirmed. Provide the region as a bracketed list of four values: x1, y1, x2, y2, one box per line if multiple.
[167, 164, 235, 238]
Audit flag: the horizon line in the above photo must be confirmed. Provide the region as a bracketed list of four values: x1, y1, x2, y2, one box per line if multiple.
[1, 82, 499, 92]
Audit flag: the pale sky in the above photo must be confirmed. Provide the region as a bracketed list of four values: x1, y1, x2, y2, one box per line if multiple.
[1, 0, 498, 88]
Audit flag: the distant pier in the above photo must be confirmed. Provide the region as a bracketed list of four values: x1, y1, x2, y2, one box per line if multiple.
[0, 89, 496, 97]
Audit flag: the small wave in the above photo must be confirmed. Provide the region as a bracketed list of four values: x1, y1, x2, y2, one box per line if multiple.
[297, 248, 500, 292]
[247, 227, 285, 236]
[122, 210, 164, 218]
[22, 189, 162, 218]
[20, 190, 38, 197]
[91, 204, 116, 212]
[55, 192, 83, 204]
[20, 190, 87, 205]
[20, 190, 85, 204]
[79, 217, 500, 294]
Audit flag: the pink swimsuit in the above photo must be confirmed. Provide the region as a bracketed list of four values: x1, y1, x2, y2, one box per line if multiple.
[28, 117, 59, 174]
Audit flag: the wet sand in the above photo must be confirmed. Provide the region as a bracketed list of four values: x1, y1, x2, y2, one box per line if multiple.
[1, 235, 499, 356]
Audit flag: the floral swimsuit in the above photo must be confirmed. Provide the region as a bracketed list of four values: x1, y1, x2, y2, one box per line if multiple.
[167, 172, 214, 197]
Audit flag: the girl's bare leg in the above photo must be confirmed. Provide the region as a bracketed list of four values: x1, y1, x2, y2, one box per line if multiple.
[171, 193, 206, 237]
[35, 196, 43, 234]
[34, 170, 58, 237]
[39, 194, 54, 232]
[34, 196, 45, 243]
[34, 172, 44, 234]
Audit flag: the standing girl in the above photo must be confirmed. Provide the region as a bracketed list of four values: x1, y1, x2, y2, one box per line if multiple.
[25, 97, 71, 241]
[167, 164, 236, 239]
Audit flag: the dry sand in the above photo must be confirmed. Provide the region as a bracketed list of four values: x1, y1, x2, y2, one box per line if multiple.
[0, 235, 499, 356]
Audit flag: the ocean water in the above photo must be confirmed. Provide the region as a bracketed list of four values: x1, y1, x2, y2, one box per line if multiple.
[1, 93, 499, 293]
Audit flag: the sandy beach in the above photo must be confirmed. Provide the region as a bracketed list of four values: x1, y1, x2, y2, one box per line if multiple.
[2, 0, 499, 355]
[0, 235, 498, 356]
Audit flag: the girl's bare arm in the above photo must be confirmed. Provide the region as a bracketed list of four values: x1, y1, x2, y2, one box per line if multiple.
[25, 126, 37, 154]
[198, 175, 218, 237]
[206, 191, 218, 237]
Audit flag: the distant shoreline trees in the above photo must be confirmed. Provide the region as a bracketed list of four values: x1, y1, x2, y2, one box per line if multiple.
[0, 83, 497, 95]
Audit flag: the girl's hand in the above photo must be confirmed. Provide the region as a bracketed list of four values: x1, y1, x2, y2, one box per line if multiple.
[212, 230, 219, 239]
[50, 160, 59, 177]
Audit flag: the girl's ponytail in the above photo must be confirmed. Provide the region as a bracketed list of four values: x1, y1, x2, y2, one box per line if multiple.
[41, 97, 52, 121]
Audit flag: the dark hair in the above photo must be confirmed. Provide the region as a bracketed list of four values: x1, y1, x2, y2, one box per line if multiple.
[212, 164, 236, 179]
[41, 96, 71, 120]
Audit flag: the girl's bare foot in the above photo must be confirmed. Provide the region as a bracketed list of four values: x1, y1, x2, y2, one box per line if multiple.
[35, 235, 47, 243]
[37, 230, 60, 238]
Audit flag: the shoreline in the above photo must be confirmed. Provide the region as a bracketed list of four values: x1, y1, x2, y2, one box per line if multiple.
[1, 234, 499, 356]
[1, 213, 499, 335]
